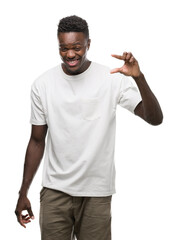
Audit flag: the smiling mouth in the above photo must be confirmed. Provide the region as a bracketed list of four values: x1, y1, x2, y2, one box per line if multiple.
[66, 59, 79, 67]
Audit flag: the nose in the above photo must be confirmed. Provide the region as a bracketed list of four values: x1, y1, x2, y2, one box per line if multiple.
[67, 49, 75, 59]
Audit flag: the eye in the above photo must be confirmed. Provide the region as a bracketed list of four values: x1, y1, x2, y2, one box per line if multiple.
[60, 48, 68, 52]
[74, 47, 82, 51]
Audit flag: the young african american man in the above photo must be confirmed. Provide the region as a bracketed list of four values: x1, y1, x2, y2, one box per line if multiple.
[15, 15, 163, 240]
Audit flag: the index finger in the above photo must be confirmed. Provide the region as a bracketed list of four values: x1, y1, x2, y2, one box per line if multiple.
[111, 54, 125, 60]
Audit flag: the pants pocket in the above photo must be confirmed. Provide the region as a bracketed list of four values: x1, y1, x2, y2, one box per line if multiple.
[84, 196, 112, 218]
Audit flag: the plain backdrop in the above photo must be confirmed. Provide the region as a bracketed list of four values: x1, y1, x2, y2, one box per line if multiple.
[0, 0, 177, 239]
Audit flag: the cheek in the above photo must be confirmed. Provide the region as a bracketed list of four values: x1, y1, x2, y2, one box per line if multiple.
[59, 51, 65, 58]
[80, 50, 87, 60]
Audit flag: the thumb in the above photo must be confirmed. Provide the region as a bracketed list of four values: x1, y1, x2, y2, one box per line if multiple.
[27, 207, 35, 219]
[110, 67, 123, 74]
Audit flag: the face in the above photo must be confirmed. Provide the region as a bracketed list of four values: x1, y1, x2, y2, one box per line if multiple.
[58, 32, 91, 75]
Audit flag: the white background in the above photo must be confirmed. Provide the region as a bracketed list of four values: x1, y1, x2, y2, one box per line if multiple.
[0, 0, 177, 239]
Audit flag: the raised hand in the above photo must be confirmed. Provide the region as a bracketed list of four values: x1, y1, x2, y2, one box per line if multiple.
[110, 52, 141, 78]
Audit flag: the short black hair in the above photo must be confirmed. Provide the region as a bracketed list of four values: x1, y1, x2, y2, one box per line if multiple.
[57, 15, 89, 39]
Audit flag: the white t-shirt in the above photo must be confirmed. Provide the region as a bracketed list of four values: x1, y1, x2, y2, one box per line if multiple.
[30, 62, 142, 196]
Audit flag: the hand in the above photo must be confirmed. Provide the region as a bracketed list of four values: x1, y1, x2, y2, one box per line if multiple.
[110, 52, 141, 78]
[15, 196, 34, 228]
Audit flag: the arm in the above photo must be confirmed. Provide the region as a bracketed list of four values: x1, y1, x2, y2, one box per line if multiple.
[15, 124, 48, 228]
[111, 52, 163, 125]
[133, 73, 163, 125]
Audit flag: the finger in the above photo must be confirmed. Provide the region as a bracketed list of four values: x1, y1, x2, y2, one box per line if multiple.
[22, 214, 31, 223]
[27, 207, 35, 219]
[111, 54, 125, 60]
[123, 52, 127, 60]
[110, 68, 123, 74]
[129, 56, 135, 63]
[22, 214, 31, 221]
[20, 214, 32, 227]
[125, 52, 132, 61]
[22, 218, 31, 224]
[15, 210, 25, 227]
[23, 218, 31, 223]
[19, 215, 27, 228]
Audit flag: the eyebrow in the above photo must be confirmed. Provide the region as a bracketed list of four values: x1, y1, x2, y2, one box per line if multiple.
[59, 42, 82, 47]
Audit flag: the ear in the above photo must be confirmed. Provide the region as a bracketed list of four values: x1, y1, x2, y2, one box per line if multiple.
[87, 39, 91, 50]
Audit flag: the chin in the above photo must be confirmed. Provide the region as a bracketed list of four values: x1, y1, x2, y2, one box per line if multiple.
[66, 67, 79, 75]
[64, 63, 83, 75]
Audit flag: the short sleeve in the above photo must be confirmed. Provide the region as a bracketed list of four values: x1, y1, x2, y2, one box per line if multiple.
[117, 75, 142, 113]
[30, 82, 47, 125]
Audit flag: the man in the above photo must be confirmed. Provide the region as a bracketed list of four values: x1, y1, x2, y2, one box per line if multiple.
[15, 15, 163, 240]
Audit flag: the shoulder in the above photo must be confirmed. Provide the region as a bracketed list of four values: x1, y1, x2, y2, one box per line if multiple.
[31, 65, 60, 89]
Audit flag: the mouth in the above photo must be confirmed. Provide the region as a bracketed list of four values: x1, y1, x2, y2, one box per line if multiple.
[66, 59, 80, 67]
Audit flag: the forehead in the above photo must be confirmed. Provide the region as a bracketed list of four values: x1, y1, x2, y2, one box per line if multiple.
[58, 32, 87, 46]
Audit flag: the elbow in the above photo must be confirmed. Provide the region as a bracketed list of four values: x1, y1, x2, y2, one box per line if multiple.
[146, 113, 164, 126]
[150, 118, 163, 126]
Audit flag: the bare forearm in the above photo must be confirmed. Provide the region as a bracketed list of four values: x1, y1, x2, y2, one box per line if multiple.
[19, 138, 45, 196]
[133, 73, 163, 125]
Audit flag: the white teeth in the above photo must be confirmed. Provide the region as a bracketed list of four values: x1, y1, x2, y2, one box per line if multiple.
[67, 60, 79, 66]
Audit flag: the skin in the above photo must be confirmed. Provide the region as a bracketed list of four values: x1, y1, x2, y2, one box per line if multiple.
[110, 52, 163, 125]
[15, 31, 163, 228]
[58, 32, 91, 75]
[15, 125, 48, 227]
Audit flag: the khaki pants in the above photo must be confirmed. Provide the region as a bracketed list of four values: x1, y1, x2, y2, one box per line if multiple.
[40, 187, 112, 240]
